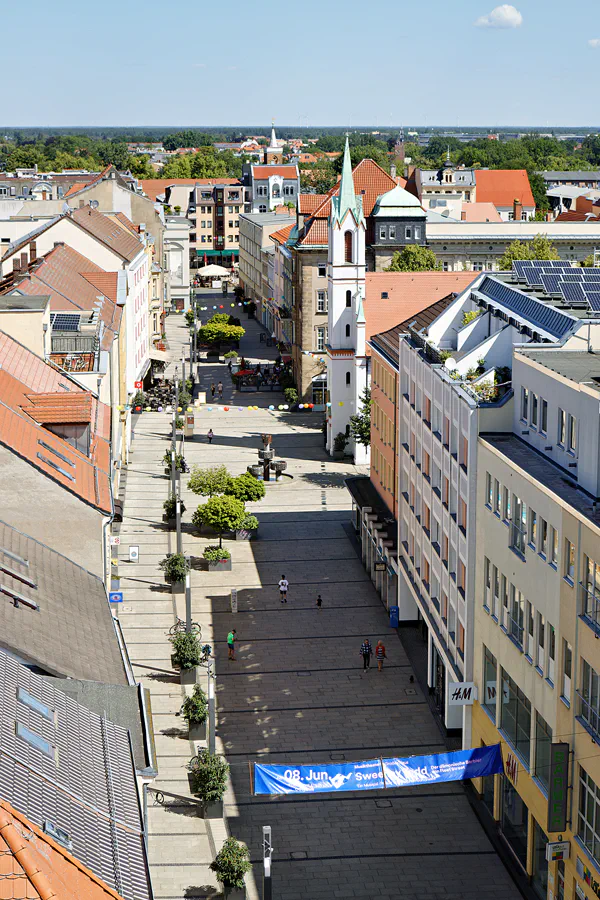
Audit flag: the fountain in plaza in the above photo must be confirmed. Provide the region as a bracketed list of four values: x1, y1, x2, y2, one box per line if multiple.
[247, 433, 287, 482]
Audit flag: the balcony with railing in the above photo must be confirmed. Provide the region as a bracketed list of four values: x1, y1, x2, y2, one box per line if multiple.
[509, 520, 526, 557]
[577, 691, 600, 742]
[580, 582, 600, 634]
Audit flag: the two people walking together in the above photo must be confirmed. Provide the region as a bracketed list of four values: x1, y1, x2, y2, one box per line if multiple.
[360, 639, 386, 671]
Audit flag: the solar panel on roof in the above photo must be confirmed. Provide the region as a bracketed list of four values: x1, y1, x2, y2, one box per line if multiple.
[584, 290, 600, 313]
[559, 282, 587, 304]
[50, 313, 80, 332]
[478, 276, 576, 339]
[540, 273, 562, 295]
[558, 273, 585, 281]
[582, 271, 600, 282]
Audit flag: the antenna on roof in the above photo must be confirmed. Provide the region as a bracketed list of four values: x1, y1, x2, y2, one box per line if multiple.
[89, 200, 99, 209]
[444, 357, 457, 371]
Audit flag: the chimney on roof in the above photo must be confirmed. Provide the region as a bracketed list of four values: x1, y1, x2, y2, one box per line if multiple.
[29, 241, 37, 262]
[390, 163, 397, 180]
[12, 257, 21, 275]
[513, 198, 522, 222]
[139, 223, 146, 232]
[407, 164, 416, 180]
[20, 251, 28, 271]
[54, 241, 64, 248]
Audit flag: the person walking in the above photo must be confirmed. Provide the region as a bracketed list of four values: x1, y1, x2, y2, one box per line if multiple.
[279, 575, 289, 603]
[210, 383, 216, 400]
[207, 428, 214, 444]
[316, 594, 323, 610]
[217, 381, 224, 399]
[360, 639, 372, 671]
[375, 640, 386, 672]
[227, 629, 237, 660]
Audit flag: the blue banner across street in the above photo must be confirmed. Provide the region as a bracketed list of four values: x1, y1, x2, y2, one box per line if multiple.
[253, 744, 503, 795]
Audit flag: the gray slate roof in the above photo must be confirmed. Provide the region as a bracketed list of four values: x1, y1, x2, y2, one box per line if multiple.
[0, 520, 128, 683]
[0, 650, 151, 900]
[541, 171, 600, 181]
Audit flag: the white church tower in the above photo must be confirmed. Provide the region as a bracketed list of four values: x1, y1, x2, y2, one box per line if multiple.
[326, 138, 369, 465]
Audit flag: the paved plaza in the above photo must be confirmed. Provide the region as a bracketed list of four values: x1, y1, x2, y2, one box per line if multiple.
[116, 297, 521, 900]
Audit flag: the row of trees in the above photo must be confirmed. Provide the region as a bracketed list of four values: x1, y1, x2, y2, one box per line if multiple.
[160, 147, 245, 180]
[188, 465, 265, 546]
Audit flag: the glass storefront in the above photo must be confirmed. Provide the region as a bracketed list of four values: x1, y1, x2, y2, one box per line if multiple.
[500, 775, 529, 870]
[532, 819, 549, 899]
[432, 644, 445, 719]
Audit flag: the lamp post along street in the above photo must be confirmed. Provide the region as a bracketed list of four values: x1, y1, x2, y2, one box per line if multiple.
[263, 826, 273, 900]
[181, 353, 186, 387]
[176, 477, 183, 557]
[171, 449, 177, 507]
[207, 662, 216, 755]
[185, 567, 192, 633]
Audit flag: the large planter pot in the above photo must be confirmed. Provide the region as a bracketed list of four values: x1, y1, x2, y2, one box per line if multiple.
[258, 449, 274, 461]
[203, 799, 224, 820]
[180, 665, 198, 686]
[189, 719, 206, 743]
[247, 465, 262, 478]
[162, 514, 175, 524]
[332, 450, 344, 460]
[235, 529, 256, 541]
[171, 581, 185, 594]
[207, 558, 232, 572]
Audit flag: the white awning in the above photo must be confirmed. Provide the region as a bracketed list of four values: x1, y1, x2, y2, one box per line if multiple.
[149, 348, 168, 362]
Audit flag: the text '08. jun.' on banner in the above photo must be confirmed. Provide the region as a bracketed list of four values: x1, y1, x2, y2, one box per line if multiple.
[253, 744, 504, 795]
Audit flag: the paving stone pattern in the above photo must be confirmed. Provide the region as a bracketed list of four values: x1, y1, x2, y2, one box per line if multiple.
[118, 293, 520, 900]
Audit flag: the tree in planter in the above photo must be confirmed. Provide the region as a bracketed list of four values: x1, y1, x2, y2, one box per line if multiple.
[333, 432, 348, 453]
[203, 545, 231, 562]
[185, 309, 195, 326]
[224, 350, 238, 360]
[192, 496, 245, 546]
[226, 473, 266, 503]
[188, 464, 231, 497]
[209, 837, 251, 896]
[197, 322, 245, 345]
[239, 514, 258, 532]
[208, 313, 231, 325]
[188, 748, 229, 803]
[163, 450, 186, 471]
[159, 553, 190, 583]
[177, 390, 192, 410]
[284, 387, 298, 404]
[169, 631, 202, 669]
[181, 684, 208, 725]
[131, 390, 146, 407]
[348, 387, 371, 448]
[163, 496, 186, 518]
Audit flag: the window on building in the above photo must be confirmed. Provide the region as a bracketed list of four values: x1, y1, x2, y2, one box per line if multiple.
[510, 494, 527, 555]
[532, 820, 550, 900]
[414, 226, 421, 240]
[492, 566, 500, 619]
[558, 408, 566, 446]
[483, 646, 497, 720]
[259, 204, 267, 213]
[501, 775, 529, 869]
[443, 416, 450, 448]
[345, 324, 350, 337]
[503, 486, 511, 521]
[443, 476, 449, 508]
[423, 395, 431, 425]
[423, 451, 430, 479]
[460, 435, 468, 472]
[389, 225, 396, 239]
[534, 713, 552, 793]
[346, 371, 351, 386]
[536, 612, 545, 672]
[458, 622, 465, 658]
[344, 231, 353, 263]
[564, 538, 575, 582]
[530, 393, 538, 428]
[568, 414, 577, 453]
[441, 591, 448, 623]
[500, 574, 509, 629]
[316, 327, 326, 351]
[379, 226, 386, 240]
[509, 585, 525, 648]
[525, 602, 534, 659]
[318, 265, 326, 277]
[529, 510, 537, 549]
[346, 290, 352, 307]
[561, 639, 572, 703]
[501, 669, 531, 765]
[459, 498, 467, 533]
[551, 527, 559, 567]
[580, 658, 600, 739]
[540, 398, 548, 434]
[405, 226, 412, 239]
[539, 518, 548, 558]
[458, 560, 466, 595]
[485, 472, 493, 507]
[494, 479, 501, 515]
[548, 624, 556, 684]
[422, 557, 430, 588]
[578, 767, 600, 865]
[521, 387, 529, 421]
[316, 290, 327, 313]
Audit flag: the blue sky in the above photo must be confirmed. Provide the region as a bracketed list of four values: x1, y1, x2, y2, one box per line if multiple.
[2, 0, 599, 127]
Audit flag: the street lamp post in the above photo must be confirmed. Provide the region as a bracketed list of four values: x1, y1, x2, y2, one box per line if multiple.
[262, 826, 273, 900]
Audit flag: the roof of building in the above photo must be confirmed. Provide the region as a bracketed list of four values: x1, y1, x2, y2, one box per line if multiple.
[517, 348, 600, 391]
[138, 178, 197, 201]
[474, 275, 578, 341]
[270, 223, 295, 245]
[0, 798, 126, 900]
[369, 294, 459, 367]
[555, 210, 600, 222]
[541, 171, 600, 181]
[251, 165, 298, 180]
[239, 212, 295, 227]
[475, 168, 535, 209]
[0, 651, 150, 900]
[70, 207, 143, 263]
[418, 167, 477, 188]
[0, 294, 49, 312]
[364, 272, 478, 347]
[481, 433, 600, 530]
[298, 194, 328, 215]
[460, 201, 503, 223]
[371, 183, 426, 219]
[0, 330, 111, 513]
[0, 518, 127, 682]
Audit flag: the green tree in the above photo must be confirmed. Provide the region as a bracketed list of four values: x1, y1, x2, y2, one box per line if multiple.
[127, 154, 156, 178]
[197, 322, 245, 345]
[161, 155, 192, 178]
[384, 245, 441, 272]
[300, 158, 337, 194]
[226, 473, 266, 503]
[497, 234, 560, 270]
[192, 495, 246, 546]
[209, 837, 250, 893]
[349, 388, 371, 448]
[188, 464, 231, 497]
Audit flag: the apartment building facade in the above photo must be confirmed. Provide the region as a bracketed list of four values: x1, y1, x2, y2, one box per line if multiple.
[190, 180, 244, 266]
[470, 342, 600, 900]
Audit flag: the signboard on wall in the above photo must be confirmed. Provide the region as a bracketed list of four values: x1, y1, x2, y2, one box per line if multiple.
[449, 682, 477, 705]
[548, 742, 570, 833]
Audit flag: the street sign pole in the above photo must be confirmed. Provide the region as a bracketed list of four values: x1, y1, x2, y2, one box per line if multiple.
[176, 477, 183, 557]
[207, 661, 216, 755]
[185, 569, 192, 633]
[262, 826, 272, 900]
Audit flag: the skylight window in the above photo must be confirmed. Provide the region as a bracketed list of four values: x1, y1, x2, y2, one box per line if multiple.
[17, 687, 53, 722]
[44, 820, 72, 851]
[15, 722, 55, 759]
[36, 453, 76, 482]
[37, 440, 75, 468]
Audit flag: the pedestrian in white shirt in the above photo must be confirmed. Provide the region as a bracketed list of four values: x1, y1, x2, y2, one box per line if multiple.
[279, 575, 289, 603]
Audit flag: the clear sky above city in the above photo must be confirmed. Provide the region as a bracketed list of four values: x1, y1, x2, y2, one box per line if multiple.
[3, 0, 599, 127]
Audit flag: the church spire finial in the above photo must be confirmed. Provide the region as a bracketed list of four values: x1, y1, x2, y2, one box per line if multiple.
[269, 121, 277, 149]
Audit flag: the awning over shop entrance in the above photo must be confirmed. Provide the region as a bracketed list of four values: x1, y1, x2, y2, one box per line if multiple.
[149, 348, 169, 362]
[195, 249, 239, 257]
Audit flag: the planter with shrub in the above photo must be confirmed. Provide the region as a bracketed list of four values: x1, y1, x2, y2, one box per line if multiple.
[192, 496, 246, 547]
[284, 387, 298, 405]
[226, 473, 266, 503]
[332, 432, 348, 460]
[159, 553, 190, 593]
[163, 451, 186, 475]
[188, 749, 229, 818]
[169, 631, 202, 677]
[235, 514, 258, 541]
[181, 684, 208, 742]
[162, 496, 186, 522]
[209, 837, 250, 897]
[203, 546, 232, 571]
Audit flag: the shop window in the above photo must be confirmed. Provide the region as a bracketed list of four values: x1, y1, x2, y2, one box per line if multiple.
[531, 819, 549, 899]
[534, 713, 552, 793]
[500, 775, 529, 869]
[483, 646, 497, 722]
[578, 767, 600, 866]
[500, 668, 531, 765]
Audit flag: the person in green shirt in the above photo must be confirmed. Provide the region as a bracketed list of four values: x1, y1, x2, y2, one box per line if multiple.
[227, 629, 237, 661]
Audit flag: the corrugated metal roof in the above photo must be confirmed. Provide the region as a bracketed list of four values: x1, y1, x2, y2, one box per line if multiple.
[0, 651, 150, 900]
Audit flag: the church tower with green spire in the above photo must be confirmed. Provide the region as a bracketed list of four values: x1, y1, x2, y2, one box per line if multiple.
[326, 137, 369, 464]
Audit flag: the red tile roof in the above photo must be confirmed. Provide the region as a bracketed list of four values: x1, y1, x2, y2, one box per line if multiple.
[0, 331, 111, 513]
[252, 165, 298, 180]
[63, 182, 86, 198]
[475, 169, 535, 209]
[555, 210, 600, 222]
[0, 798, 126, 900]
[270, 224, 294, 245]
[299, 153, 318, 164]
[111, 212, 138, 235]
[364, 272, 478, 350]
[299, 194, 328, 215]
[297, 218, 329, 246]
[71, 207, 143, 262]
[138, 179, 197, 201]
[460, 202, 502, 223]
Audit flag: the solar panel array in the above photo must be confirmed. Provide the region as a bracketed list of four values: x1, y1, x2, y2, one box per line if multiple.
[511, 262, 600, 314]
[50, 313, 81, 332]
